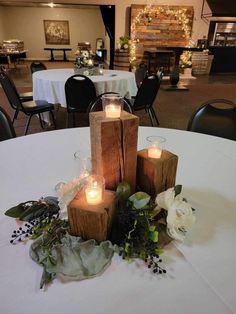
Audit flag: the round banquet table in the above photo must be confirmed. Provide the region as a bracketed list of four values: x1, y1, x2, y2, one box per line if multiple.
[0, 127, 236, 314]
[33, 69, 138, 106]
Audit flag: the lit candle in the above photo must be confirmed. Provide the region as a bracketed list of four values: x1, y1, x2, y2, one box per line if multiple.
[148, 144, 162, 158]
[85, 181, 103, 205]
[105, 104, 121, 118]
[84, 175, 105, 205]
[146, 136, 166, 159]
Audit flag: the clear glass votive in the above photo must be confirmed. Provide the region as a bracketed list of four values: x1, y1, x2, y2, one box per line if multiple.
[102, 94, 123, 118]
[98, 63, 103, 75]
[146, 136, 166, 159]
[84, 175, 105, 205]
[74, 151, 92, 179]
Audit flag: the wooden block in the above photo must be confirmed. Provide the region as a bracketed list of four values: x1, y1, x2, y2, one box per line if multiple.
[136, 149, 178, 197]
[68, 190, 117, 242]
[89, 111, 139, 193]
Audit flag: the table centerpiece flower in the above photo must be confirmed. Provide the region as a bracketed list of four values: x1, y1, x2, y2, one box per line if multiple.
[5, 179, 195, 289]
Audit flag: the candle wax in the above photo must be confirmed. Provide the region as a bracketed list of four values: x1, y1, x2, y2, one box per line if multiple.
[85, 186, 103, 205]
[148, 146, 162, 158]
[105, 104, 121, 118]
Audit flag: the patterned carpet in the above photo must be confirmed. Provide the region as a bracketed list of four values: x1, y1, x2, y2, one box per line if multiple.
[1, 61, 236, 137]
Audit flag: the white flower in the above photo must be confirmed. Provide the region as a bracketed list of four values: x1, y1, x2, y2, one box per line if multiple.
[57, 178, 83, 219]
[123, 43, 129, 49]
[155, 187, 195, 241]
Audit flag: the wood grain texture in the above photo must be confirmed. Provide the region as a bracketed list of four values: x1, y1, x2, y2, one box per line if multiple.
[130, 4, 194, 68]
[68, 190, 117, 242]
[89, 111, 139, 192]
[136, 149, 178, 197]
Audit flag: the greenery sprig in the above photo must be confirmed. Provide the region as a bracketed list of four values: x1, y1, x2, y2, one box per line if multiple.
[112, 182, 170, 274]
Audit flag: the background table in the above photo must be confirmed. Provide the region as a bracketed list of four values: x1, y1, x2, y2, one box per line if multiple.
[33, 69, 138, 107]
[0, 127, 236, 314]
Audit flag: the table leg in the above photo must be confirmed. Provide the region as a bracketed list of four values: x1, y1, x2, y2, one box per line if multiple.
[50, 50, 54, 61]
[63, 50, 67, 61]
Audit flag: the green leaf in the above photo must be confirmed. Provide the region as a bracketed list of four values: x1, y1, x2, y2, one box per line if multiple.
[128, 192, 150, 209]
[149, 225, 159, 243]
[5, 201, 38, 218]
[116, 181, 131, 202]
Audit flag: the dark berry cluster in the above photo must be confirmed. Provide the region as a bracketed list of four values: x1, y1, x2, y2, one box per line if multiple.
[10, 212, 59, 244]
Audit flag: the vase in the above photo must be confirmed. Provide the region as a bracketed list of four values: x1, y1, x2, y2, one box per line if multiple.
[183, 67, 192, 76]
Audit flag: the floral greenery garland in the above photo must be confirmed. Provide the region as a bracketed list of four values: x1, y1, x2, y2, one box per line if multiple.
[130, 5, 192, 67]
[5, 182, 195, 288]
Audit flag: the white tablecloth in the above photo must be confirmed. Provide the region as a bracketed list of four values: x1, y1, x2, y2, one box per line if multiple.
[33, 69, 138, 106]
[0, 127, 236, 314]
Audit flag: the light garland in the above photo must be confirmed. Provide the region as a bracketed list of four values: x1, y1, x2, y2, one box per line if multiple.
[130, 5, 192, 67]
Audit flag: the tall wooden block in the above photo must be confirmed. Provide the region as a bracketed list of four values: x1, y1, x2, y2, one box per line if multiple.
[89, 111, 139, 192]
[136, 149, 178, 197]
[68, 190, 117, 242]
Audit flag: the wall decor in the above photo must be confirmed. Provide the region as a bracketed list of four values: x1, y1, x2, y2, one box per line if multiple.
[130, 5, 194, 66]
[44, 20, 70, 45]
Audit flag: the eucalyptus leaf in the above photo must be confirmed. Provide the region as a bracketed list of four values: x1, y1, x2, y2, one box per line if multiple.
[30, 234, 114, 288]
[116, 181, 131, 202]
[129, 192, 151, 209]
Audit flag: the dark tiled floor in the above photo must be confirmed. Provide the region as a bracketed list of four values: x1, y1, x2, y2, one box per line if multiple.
[1, 61, 236, 137]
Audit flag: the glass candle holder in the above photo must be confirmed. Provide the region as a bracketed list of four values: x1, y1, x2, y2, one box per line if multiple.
[146, 136, 166, 159]
[74, 151, 92, 179]
[98, 63, 103, 75]
[84, 175, 105, 205]
[102, 94, 123, 118]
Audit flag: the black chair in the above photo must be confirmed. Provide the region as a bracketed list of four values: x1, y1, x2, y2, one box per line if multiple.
[30, 61, 47, 74]
[65, 74, 97, 127]
[135, 62, 148, 88]
[127, 74, 162, 126]
[0, 70, 56, 135]
[0, 65, 33, 102]
[87, 92, 133, 113]
[187, 99, 236, 141]
[0, 106, 16, 141]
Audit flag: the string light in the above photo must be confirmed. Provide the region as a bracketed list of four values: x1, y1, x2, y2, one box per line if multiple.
[129, 5, 192, 67]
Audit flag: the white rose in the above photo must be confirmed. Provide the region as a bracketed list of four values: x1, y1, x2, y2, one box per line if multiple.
[155, 187, 195, 241]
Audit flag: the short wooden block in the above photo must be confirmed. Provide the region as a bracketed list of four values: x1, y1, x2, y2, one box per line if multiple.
[89, 111, 139, 193]
[136, 149, 178, 197]
[67, 190, 117, 242]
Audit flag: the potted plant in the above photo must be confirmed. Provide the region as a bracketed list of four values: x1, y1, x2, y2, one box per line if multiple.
[180, 51, 192, 75]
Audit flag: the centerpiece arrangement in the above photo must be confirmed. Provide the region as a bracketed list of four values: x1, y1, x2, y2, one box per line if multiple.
[180, 50, 192, 75]
[5, 96, 196, 289]
[74, 49, 103, 76]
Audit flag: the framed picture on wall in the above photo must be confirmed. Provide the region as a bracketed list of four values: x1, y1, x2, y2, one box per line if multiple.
[44, 20, 70, 45]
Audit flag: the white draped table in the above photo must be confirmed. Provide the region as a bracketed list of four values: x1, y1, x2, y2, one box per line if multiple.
[33, 69, 138, 107]
[0, 127, 236, 314]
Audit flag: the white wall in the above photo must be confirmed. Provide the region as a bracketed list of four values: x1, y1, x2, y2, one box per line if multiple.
[0, 0, 211, 59]
[1, 6, 105, 60]
[36, 0, 211, 45]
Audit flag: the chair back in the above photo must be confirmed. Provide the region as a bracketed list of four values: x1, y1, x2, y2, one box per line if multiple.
[88, 92, 133, 113]
[133, 74, 161, 110]
[187, 99, 236, 140]
[65, 74, 97, 113]
[135, 62, 148, 88]
[0, 71, 24, 111]
[30, 62, 47, 74]
[0, 106, 16, 141]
